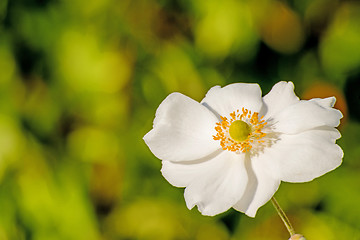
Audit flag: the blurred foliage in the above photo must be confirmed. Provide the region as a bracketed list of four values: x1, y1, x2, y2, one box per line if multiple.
[0, 0, 359, 239]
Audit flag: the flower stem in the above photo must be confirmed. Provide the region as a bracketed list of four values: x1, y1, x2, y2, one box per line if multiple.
[271, 197, 295, 236]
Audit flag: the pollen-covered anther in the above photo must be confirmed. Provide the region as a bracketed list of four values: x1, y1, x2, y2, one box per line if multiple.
[213, 108, 267, 153]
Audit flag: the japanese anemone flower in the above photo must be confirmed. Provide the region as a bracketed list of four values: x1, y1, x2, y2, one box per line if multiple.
[143, 81, 343, 217]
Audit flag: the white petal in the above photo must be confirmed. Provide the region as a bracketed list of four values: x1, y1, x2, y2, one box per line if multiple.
[143, 93, 220, 162]
[183, 151, 248, 216]
[264, 129, 343, 183]
[310, 97, 336, 108]
[269, 100, 343, 134]
[160, 150, 223, 187]
[201, 83, 263, 118]
[262, 81, 299, 118]
[233, 155, 280, 217]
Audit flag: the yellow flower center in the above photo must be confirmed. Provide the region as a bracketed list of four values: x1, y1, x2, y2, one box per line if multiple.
[213, 108, 267, 153]
[229, 120, 250, 142]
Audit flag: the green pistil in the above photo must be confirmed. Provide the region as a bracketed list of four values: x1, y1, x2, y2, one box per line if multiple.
[229, 120, 250, 142]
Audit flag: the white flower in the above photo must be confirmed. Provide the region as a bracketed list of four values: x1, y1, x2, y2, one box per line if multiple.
[143, 81, 343, 217]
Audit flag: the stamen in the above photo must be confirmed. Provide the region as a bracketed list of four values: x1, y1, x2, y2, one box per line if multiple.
[213, 108, 267, 153]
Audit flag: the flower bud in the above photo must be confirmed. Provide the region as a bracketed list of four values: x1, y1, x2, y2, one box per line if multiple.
[289, 234, 306, 240]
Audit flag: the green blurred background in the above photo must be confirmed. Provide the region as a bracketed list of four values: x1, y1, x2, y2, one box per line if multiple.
[0, 0, 360, 239]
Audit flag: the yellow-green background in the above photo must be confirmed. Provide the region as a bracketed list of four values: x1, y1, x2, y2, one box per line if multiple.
[0, 0, 360, 239]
